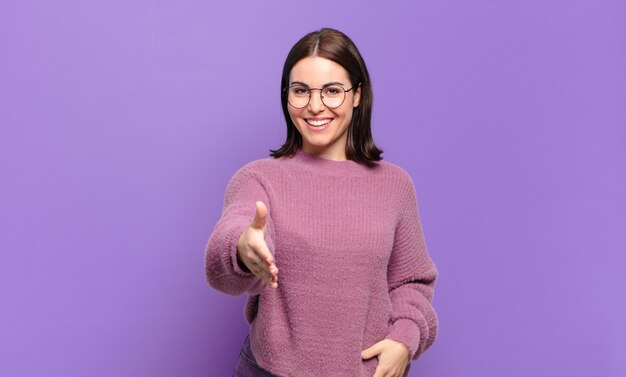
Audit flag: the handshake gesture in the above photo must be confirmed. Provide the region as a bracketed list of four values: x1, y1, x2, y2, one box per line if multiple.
[237, 201, 279, 288]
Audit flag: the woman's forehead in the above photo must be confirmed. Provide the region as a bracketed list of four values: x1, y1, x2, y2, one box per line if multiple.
[289, 56, 350, 85]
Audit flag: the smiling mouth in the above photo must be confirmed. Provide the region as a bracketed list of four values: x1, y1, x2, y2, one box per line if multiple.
[306, 118, 333, 127]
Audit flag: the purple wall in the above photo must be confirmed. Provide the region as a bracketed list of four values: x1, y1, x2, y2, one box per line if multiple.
[1, 1, 624, 376]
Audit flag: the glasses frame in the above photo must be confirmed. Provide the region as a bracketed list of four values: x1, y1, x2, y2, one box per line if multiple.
[283, 84, 356, 109]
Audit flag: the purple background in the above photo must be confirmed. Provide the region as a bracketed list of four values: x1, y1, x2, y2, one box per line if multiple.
[1, 1, 624, 376]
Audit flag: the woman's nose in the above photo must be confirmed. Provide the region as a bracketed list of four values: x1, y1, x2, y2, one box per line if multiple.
[307, 91, 325, 113]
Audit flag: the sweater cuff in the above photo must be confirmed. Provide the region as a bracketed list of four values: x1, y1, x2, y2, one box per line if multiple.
[227, 220, 257, 277]
[384, 318, 421, 360]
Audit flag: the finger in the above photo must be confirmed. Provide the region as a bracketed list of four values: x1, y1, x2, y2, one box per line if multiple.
[244, 250, 271, 281]
[361, 342, 382, 360]
[268, 264, 279, 276]
[398, 365, 407, 377]
[265, 272, 278, 288]
[251, 203, 275, 267]
[251, 263, 272, 284]
[266, 265, 278, 282]
[251, 239, 276, 274]
[251, 201, 268, 230]
[251, 261, 277, 288]
[371, 366, 385, 377]
[259, 263, 277, 283]
[252, 258, 278, 285]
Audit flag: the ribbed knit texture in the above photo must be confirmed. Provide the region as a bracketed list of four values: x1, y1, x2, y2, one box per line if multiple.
[205, 148, 438, 377]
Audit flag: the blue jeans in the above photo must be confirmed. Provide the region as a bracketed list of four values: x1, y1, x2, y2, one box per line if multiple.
[233, 333, 281, 377]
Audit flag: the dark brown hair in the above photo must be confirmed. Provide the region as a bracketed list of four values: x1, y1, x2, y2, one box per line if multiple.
[269, 28, 383, 167]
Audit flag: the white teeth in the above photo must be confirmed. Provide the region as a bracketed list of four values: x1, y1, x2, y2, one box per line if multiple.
[306, 119, 332, 127]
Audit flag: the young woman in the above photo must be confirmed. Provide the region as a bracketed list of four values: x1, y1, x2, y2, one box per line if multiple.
[205, 28, 439, 377]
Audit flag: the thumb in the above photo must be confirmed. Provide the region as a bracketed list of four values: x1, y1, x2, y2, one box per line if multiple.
[251, 201, 268, 230]
[361, 341, 383, 360]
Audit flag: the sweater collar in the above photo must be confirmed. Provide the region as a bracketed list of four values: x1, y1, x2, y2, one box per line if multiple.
[286, 148, 377, 177]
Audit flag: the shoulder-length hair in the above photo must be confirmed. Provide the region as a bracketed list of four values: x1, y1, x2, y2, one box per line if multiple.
[269, 28, 383, 167]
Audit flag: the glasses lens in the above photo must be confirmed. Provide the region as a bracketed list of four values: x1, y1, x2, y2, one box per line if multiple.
[287, 86, 310, 108]
[321, 86, 345, 108]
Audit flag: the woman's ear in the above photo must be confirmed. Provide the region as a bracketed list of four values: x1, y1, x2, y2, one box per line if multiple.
[352, 83, 362, 108]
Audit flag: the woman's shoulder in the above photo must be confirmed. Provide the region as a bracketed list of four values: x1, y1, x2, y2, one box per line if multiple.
[374, 160, 421, 204]
[230, 155, 285, 178]
[376, 159, 415, 184]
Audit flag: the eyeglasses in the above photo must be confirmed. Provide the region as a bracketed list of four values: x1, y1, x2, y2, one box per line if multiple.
[283, 84, 355, 109]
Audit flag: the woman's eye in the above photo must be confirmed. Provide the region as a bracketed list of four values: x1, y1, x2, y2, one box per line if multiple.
[292, 87, 309, 95]
[325, 87, 342, 96]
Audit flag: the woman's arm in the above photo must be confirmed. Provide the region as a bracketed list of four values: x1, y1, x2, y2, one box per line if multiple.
[384, 173, 439, 361]
[204, 163, 276, 297]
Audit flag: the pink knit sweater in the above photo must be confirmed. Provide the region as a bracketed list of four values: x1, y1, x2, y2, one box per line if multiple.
[205, 148, 438, 377]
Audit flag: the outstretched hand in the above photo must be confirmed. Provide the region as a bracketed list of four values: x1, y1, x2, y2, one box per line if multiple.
[361, 339, 410, 377]
[237, 201, 279, 288]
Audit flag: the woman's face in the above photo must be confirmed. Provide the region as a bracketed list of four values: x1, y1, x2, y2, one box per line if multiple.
[287, 56, 361, 161]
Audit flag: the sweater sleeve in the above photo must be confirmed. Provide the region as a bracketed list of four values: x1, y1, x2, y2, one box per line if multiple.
[384, 173, 439, 361]
[204, 163, 275, 297]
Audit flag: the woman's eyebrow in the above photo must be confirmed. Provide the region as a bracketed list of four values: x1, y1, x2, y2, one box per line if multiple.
[289, 81, 346, 87]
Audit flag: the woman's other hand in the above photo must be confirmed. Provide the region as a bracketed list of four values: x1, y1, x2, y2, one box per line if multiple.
[361, 339, 410, 377]
[237, 201, 279, 288]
